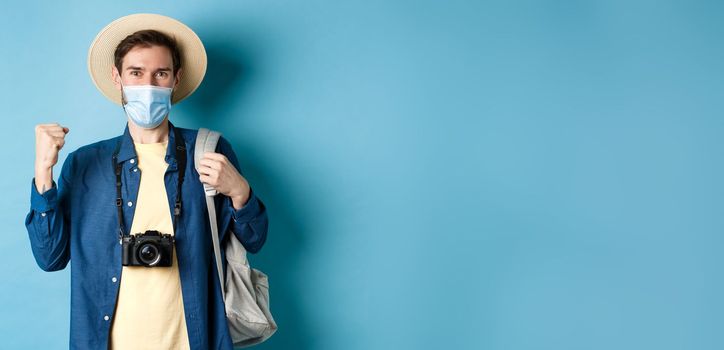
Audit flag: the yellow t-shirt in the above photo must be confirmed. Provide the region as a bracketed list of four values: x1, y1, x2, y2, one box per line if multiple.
[110, 141, 190, 350]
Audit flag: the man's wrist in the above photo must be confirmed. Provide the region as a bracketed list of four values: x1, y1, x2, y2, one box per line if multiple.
[35, 163, 52, 173]
[231, 194, 250, 210]
[228, 177, 251, 210]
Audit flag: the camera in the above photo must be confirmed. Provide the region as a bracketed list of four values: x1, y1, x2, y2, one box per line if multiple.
[121, 230, 175, 267]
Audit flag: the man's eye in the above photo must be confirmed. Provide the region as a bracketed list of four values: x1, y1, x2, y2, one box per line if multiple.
[156, 72, 168, 78]
[130, 71, 140, 76]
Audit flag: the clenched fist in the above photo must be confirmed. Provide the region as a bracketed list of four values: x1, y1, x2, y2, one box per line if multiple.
[34, 123, 69, 194]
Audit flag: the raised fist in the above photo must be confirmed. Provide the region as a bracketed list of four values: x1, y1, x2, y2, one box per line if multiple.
[35, 123, 69, 171]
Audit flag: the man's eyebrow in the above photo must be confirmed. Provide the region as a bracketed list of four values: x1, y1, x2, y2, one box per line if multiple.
[125, 66, 172, 72]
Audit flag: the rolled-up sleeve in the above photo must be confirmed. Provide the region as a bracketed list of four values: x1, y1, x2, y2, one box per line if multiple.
[25, 153, 73, 271]
[30, 178, 58, 213]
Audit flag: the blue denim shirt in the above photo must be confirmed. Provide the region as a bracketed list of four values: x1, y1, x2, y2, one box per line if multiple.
[24, 122, 268, 350]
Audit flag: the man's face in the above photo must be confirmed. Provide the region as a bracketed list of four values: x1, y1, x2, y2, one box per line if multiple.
[111, 45, 182, 90]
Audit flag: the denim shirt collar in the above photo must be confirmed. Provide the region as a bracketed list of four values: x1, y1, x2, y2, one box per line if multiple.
[115, 120, 182, 169]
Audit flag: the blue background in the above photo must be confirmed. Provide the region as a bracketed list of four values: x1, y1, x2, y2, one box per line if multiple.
[1, 1, 723, 349]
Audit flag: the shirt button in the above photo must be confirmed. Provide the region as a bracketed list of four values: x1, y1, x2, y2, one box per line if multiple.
[112, 277, 117, 283]
[41, 212, 46, 217]
[133, 168, 138, 173]
[130, 159, 135, 164]
[127, 201, 133, 207]
[104, 315, 110, 321]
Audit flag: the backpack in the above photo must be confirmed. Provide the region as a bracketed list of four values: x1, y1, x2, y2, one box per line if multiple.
[195, 128, 277, 347]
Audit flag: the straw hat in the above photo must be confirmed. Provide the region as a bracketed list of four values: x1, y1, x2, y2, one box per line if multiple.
[87, 13, 207, 105]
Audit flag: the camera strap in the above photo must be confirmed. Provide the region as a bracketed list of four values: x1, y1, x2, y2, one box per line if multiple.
[112, 126, 186, 241]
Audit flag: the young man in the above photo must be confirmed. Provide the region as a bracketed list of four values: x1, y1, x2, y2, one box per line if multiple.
[25, 14, 268, 350]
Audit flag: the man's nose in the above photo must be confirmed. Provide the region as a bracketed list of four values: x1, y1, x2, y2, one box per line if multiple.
[140, 76, 160, 86]
[136, 76, 150, 85]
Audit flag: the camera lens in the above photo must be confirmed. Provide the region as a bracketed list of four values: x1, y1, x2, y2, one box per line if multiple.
[138, 242, 161, 266]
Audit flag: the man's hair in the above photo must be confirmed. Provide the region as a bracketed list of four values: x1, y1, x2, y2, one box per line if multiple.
[114, 29, 182, 75]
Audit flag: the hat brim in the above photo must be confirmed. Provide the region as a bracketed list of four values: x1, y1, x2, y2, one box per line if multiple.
[88, 13, 207, 105]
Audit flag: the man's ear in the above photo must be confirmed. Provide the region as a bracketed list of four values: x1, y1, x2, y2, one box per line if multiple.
[174, 68, 183, 89]
[111, 66, 122, 91]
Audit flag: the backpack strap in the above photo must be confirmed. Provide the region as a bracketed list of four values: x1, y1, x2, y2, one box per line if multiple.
[195, 128, 226, 296]
[194, 128, 221, 196]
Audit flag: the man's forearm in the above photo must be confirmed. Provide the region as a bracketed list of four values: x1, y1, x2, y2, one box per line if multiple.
[34, 166, 53, 194]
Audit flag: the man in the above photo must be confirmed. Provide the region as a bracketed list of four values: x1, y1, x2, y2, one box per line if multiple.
[25, 14, 268, 350]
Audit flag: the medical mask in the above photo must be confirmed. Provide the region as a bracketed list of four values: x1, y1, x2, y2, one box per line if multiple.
[121, 84, 173, 129]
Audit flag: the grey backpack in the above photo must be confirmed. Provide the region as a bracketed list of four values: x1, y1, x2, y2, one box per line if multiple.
[195, 128, 277, 347]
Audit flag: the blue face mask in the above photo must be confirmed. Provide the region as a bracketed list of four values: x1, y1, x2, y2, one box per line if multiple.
[121, 84, 173, 129]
